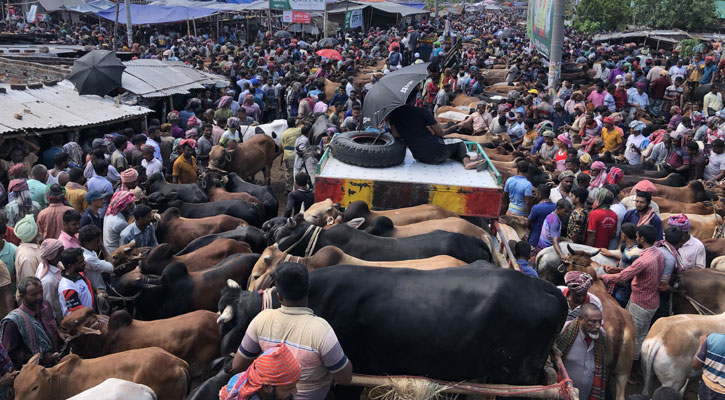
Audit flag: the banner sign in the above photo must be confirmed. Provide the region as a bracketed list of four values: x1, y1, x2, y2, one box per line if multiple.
[282, 10, 311, 23]
[270, 0, 324, 11]
[526, 0, 554, 58]
[344, 9, 363, 28]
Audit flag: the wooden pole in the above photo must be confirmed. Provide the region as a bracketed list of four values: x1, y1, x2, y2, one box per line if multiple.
[113, 0, 120, 52]
[124, 0, 132, 48]
[186, 12, 190, 38]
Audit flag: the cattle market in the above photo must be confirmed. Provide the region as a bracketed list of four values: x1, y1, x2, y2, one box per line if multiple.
[0, 0, 724, 399]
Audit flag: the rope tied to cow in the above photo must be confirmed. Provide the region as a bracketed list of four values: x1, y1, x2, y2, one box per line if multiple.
[685, 294, 717, 315]
[281, 225, 322, 258]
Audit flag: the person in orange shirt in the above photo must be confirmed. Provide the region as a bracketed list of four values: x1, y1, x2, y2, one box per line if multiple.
[601, 116, 624, 154]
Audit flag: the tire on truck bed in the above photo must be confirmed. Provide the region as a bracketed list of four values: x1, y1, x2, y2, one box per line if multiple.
[331, 131, 406, 168]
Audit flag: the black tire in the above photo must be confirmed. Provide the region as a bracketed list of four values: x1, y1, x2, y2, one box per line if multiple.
[331, 131, 406, 167]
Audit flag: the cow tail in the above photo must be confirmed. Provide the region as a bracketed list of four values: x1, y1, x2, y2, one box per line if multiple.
[642, 339, 662, 396]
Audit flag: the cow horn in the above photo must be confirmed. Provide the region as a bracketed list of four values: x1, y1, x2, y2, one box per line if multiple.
[224, 151, 232, 163]
[227, 279, 240, 289]
[80, 326, 102, 335]
[588, 249, 601, 258]
[27, 353, 41, 366]
[288, 217, 297, 228]
[299, 201, 306, 214]
[566, 244, 576, 256]
[217, 305, 233, 324]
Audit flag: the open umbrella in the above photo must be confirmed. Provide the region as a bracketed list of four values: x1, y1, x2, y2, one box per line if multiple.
[362, 62, 430, 128]
[68, 50, 125, 96]
[318, 37, 338, 47]
[274, 30, 292, 39]
[316, 49, 342, 61]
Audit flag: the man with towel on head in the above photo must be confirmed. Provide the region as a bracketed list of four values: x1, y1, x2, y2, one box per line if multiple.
[220, 343, 302, 400]
[668, 214, 705, 270]
[13, 215, 42, 289]
[34, 239, 64, 321]
[558, 271, 604, 322]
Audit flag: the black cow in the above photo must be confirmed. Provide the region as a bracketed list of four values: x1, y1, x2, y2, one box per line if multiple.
[146, 195, 263, 228]
[224, 172, 279, 219]
[146, 172, 208, 203]
[175, 226, 266, 255]
[619, 173, 687, 188]
[274, 214, 491, 263]
[217, 265, 567, 386]
[116, 253, 258, 320]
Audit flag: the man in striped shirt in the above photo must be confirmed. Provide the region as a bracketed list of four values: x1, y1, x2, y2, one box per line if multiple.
[233, 262, 353, 399]
[601, 224, 664, 383]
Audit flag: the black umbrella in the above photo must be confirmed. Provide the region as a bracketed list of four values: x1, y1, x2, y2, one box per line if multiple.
[362, 62, 430, 128]
[318, 37, 338, 47]
[68, 50, 125, 96]
[274, 30, 292, 39]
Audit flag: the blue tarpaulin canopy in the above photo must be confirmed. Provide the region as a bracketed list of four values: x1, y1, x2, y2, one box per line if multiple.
[65, 0, 114, 12]
[96, 4, 217, 25]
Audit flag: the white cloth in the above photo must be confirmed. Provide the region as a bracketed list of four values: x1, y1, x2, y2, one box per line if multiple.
[625, 134, 647, 165]
[68, 379, 157, 400]
[82, 247, 113, 290]
[142, 158, 163, 179]
[35, 263, 62, 321]
[58, 275, 93, 317]
[560, 320, 604, 400]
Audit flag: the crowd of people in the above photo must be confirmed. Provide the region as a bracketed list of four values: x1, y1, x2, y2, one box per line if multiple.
[0, 4, 724, 400]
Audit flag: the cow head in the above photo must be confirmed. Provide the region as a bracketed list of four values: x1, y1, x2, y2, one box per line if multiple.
[273, 214, 312, 253]
[146, 191, 178, 211]
[562, 244, 601, 278]
[217, 280, 266, 355]
[15, 354, 80, 400]
[114, 267, 162, 296]
[58, 307, 108, 358]
[110, 240, 150, 270]
[262, 216, 289, 245]
[248, 244, 286, 291]
[209, 145, 233, 171]
[303, 199, 341, 226]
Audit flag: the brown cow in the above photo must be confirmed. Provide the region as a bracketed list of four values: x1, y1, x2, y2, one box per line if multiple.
[652, 197, 714, 215]
[248, 244, 466, 290]
[208, 134, 277, 185]
[672, 268, 725, 315]
[564, 247, 635, 400]
[156, 207, 247, 253]
[142, 239, 252, 275]
[661, 213, 723, 240]
[622, 181, 712, 204]
[109, 241, 148, 267]
[59, 308, 220, 378]
[14, 348, 189, 400]
[202, 174, 264, 209]
[366, 216, 490, 240]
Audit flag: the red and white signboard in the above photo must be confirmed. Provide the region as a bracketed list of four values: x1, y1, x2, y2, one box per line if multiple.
[282, 10, 311, 23]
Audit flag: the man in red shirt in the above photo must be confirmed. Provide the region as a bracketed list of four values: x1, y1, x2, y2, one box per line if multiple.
[614, 85, 628, 111]
[649, 70, 671, 117]
[586, 188, 618, 248]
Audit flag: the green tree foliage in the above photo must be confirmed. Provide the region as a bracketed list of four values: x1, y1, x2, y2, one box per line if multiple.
[573, 0, 630, 32]
[633, 0, 718, 31]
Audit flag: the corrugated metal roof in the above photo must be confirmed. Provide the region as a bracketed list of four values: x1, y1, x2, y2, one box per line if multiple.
[0, 80, 151, 135]
[121, 59, 228, 98]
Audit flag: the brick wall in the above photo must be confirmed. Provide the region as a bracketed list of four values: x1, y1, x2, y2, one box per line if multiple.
[0, 57, 71, 83]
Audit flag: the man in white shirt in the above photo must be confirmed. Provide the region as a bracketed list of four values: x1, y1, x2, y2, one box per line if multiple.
[667, 215, 706, 269]
[141, 145, 163, 179]
[668, 59, 687, 82]
[57, 248, 95, 317]
[625, 121, 648, 165]
[705, 139, 725, 181]
[34, 239, 64, 321]
[79, 225, 113, 291]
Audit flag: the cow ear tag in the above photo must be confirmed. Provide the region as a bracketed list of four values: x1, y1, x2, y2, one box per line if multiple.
[346, 218, 365, 229]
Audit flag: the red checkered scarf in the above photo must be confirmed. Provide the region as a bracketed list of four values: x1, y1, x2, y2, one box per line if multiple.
[106, 191, 136, 216]
[220, 343, 301, 400]
[557, 319, 606, 400]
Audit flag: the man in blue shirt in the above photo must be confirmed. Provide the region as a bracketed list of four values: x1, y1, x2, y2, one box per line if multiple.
[514, 240, 538, 277]
[41, 134, 64, 169]
[622, 190, 663, 241]
[528, 185, 557, 247]
[701, 56, 717, 85]
[119, 205, 158, 248]
[502, 161, 533, 216]
[86, 160, 113, 218]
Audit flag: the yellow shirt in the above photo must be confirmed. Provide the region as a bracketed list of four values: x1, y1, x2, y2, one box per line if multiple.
[601, 126, 623, 153]
[282, 127, 302, 161]
[172, 155, 199, 184]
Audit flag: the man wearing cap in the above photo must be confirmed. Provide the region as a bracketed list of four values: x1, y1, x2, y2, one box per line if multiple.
[80, 191, 105, 230]
[625, 121, 648, 165]
[34, 239, 64, 321]
[701, 56, 717, 85]
[704, 85, 723, 117]
[221, 343, 301, 400]
[558, 271, 604, 322]
[233, 262, 352, 399]
[668, 214, 706, 270]
[551, 170, 575, 203]
[36, 184, 73, 241]
[557, 303, 606, 400]
[141, 144, 163, 179]
[601, 116, 623, 154]
[13, 215, 42, 289]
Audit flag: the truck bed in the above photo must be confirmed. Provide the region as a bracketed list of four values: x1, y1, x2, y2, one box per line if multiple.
[315, 142, 504, 217]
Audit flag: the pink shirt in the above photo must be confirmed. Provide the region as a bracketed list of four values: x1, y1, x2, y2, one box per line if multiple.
[587, 90, 607, 108]
[58, 231, 81, 249]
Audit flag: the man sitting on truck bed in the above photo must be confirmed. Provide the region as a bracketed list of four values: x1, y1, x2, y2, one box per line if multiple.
[387, 90, 483, 169]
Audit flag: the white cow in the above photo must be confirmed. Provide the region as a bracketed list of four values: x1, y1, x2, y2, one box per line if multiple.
[240, 119, 288, 147]
[641, 312, 725, 395]
[68, 378, 156, 400]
